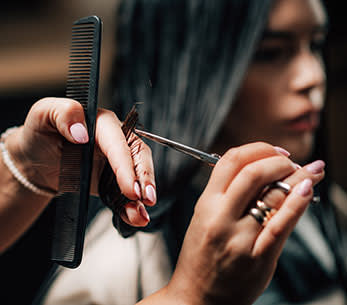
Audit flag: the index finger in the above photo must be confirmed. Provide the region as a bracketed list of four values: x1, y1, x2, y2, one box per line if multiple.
[94, 109, 139, 201]
[205, 142, 289, 194]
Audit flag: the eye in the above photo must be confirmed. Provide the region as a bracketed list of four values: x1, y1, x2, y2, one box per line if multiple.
[310, 39, 326, 54]
[253, 46, 294, 63]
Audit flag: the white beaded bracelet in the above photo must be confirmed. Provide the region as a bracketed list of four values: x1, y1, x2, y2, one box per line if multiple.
[0, 127, 57, 197]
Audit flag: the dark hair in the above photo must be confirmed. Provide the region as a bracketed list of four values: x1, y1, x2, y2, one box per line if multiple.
[111, 0, 273, 233]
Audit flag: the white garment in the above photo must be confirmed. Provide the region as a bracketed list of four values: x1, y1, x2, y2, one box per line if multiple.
[43, 209, 171, 305]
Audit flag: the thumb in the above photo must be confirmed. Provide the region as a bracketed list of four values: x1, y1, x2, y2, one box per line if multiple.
[26, 97, 89, 144]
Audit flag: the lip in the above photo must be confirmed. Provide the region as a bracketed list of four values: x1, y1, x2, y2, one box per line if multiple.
[285, 112, 320, 132]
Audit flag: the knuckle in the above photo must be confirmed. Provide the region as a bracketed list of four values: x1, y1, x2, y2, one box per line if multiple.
[223, 147, 241, 163]
[63, 101, 82, 114]
[242, 163, 261, 184]
[99, 108, 114, 116]
[130, 137, 145, 153]
[136, 164, 155, 181]
[31, 98, 55, 113]
[36, 97, 51, 105]
[266, 221, 283, 241]
[203, 221, 226, 246]
[252, 141, 274, 152]
[57, 99, 84, 119]
[262, 189, 285, 209]
[139, 142, 152, 155]
[97, 108, 122, 125]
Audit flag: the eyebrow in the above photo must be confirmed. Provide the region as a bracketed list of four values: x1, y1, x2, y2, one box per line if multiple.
[262, 31, 294, 41]
[261, 24, 329, 41]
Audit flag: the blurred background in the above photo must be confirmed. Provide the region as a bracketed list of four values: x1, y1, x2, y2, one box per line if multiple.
[0, 0, 346, 191]
[0, 0, 119, 124]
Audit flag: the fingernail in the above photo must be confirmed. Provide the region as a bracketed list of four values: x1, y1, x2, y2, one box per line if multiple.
[125, 203, 138, 221]
[296, 178, 313, 196]
[139, 204, 150, 222]
[295, 163, 302, 169]
[70, 123, 89, 143]
[306, 160, 325, 174]
[145, 185, 157, 204]
[134, 181, 141, 199]
[274, 146, 290, 157]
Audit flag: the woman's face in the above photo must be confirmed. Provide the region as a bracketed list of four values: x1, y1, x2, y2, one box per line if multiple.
[218, 0, 327, 163]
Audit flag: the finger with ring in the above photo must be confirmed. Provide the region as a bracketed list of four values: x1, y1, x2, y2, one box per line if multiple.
[249, 208, 268, 227]
[268, 181, 291, 194]
[256, 200, 277, 218]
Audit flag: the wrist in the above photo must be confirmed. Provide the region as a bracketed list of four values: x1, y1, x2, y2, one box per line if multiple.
[167, 264, 242, 305]
[3, 127, 34, 178]
[165, 274, 208, 305]
[1, 127, 57, 197]
[136, 285, 191, 305]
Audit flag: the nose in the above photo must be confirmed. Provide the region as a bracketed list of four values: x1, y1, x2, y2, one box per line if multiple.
[289, 49, 326, 108]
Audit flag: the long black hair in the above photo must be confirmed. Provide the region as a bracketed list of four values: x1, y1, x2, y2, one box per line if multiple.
[111, 0, 273, 233]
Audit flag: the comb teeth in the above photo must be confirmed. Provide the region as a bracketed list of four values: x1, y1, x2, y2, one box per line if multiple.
[58, 143, 83, 192]
[66, 22, 98, 109]
[51, 16, 101, 269]
[60, 18, 99, 191]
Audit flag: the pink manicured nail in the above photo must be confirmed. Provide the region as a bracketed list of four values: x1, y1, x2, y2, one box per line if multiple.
[145, 185, 157, 204]
[295, 163, 302, 169]
[134, 181, 141, 199]
[296, 178, 313, 196]
[306, 160, 325, 174]
[139, 204, 150, 221]
[70, 123, 89, 143]
[125, 204, 138, 221]
[274, 146, 290, 157]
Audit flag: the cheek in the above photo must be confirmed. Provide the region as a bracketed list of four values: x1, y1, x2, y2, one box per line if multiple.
[223, 71, 289, 147]
[233, 75, 281, 125]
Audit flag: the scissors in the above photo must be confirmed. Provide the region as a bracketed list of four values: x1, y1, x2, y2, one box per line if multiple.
[134, 128, 221, 166]
[134, 128, 322, 203]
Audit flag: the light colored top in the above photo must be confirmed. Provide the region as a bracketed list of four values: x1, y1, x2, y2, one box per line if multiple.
[43, 209, 171, 305]
[44, 184, 347, 305]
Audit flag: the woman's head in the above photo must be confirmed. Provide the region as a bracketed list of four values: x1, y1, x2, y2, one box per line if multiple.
[111, 0, 274, 230]
[113, 0, 272, 187]
[111, 0, 327, 229]
[214, 0, 328, 164]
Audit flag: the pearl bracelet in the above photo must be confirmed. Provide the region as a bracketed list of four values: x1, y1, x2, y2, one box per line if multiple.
[0, 127, 57, 197]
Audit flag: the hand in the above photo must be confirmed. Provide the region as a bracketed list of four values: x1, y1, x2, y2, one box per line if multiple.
[5, 97, 156, 226]
[163, 142, 324, 305]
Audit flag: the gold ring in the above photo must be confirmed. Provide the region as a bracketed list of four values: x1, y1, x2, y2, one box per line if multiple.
[256, 200, 277, 218]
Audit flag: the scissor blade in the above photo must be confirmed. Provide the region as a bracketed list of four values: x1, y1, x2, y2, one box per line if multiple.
[134, 128, 220, 165]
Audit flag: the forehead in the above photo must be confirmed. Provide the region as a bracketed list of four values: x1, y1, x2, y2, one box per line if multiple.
[268, 0, 327, 32]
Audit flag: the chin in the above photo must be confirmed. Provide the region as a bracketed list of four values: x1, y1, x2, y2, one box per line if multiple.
[279, 133, 315, 164]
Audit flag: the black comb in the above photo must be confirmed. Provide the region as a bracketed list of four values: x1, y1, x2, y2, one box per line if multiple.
[50, 16, 102, 268]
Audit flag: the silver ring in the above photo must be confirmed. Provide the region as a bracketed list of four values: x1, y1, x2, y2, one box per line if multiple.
[270, 181, 291, 194]
[249, 208, 267, 226]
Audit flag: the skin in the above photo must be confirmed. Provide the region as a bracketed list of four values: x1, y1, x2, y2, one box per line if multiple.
[0, 1, 327, 305]
[0, 98, 156, 253]
[214, 0, 327, 164]
[140, 143, 325, 305]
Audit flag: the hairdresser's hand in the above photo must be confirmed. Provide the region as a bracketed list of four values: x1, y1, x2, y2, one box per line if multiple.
[150, 142, 324, 305]
[6, 98, 155, 226]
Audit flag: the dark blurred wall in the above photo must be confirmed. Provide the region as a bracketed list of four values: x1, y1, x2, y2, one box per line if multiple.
[324, 1, 347, 191]
[0, 0, 118, 132]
